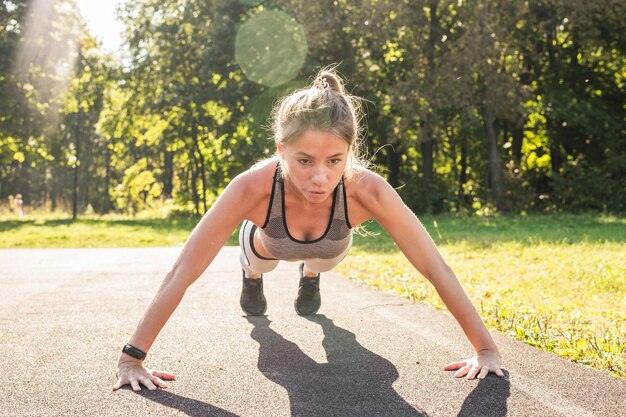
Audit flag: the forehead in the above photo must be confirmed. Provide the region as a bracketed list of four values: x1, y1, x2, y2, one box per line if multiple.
[287, 130, 349, 154]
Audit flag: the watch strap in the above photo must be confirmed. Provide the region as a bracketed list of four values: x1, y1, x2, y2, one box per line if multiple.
[122, 343, 147, 360]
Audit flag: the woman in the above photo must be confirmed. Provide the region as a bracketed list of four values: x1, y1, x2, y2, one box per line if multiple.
[113, 67, 503, 392]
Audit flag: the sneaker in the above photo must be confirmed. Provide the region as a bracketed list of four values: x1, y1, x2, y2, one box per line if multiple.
[294, 263, 321, 315]
[240, 271, 267, 316]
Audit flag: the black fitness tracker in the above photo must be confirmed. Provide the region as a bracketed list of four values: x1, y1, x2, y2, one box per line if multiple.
[122, 343, 147, 360]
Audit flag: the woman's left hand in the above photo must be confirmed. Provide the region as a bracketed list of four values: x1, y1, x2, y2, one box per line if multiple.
[443, 350, 504, 379]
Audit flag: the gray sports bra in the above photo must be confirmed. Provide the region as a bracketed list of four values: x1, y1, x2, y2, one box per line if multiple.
[258, 163, 352, 260]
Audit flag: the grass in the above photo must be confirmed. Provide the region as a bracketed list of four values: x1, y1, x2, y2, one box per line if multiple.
[0, 216, 196, 248]
[337, 213, 626, 379]
[0, 210, 242, 248]
[1, 211, 624, 378]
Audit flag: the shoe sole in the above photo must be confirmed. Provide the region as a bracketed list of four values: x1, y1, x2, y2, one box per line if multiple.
[294, 299, 321, 316]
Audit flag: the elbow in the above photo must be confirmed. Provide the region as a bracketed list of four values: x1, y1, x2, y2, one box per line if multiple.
[161, 267, 192, 294]
[423, 261, 456, 287]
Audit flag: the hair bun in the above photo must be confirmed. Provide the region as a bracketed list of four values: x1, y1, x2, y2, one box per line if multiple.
[312, 69, 345, 95]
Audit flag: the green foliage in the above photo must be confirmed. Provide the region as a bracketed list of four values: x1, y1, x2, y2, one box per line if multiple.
[398, 176, 451, 214]
[113, 159, 164, 213]
[552, 160, 625, 212]
[0, 0, 624, 216]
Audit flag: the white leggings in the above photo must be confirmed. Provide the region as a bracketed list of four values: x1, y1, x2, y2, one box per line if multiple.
[239, 220, 352, 276]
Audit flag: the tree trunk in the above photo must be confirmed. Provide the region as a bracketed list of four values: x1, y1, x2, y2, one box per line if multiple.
[482, 106, 504, 210]
[421, 126, 434, 185]
[190, 155, 199, 216]
[512, 116, 524, 169]
[191, 123, 207, 214]
[163, 147, 174, 198]
[387, 143, 401, 188]
[420, 0, 439, 187]
[103, 143, 111, 213]
[72, 112, 80, 220]
[458, 137, 470, 210]
[545, 14, 563, 176]
[50, 169, 58, 211]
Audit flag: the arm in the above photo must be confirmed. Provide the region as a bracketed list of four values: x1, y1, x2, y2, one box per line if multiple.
[113, 172, 257, 391]
[361, 173, 502, 379]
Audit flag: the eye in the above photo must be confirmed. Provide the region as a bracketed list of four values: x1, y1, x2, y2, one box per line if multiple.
[329, 158, 342, 165]
[297, 159, 310, 164]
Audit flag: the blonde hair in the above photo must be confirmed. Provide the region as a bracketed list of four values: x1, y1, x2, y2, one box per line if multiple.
[269, 65, 368, 178]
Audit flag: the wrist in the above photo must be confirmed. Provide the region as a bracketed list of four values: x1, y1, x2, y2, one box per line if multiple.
[118, 352, 143, 366]
[122, 342, 147, 360]
[476, 347, 500, 357]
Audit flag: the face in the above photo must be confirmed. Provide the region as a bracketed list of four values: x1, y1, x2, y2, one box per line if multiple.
[278, 130, 350, 204]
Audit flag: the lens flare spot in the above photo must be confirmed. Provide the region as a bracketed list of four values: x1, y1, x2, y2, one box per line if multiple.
[235, 10, 308, 87]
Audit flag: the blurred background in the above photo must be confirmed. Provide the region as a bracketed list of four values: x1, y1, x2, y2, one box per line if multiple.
[1, 0, 624, 218]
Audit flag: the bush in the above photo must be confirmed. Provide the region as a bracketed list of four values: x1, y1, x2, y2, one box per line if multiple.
[551, 161, 625, 213]
[398, 175, 451, 214]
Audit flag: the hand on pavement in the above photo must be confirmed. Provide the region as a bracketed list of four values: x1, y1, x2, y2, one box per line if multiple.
[443, 350, 504, 379]
[113, 361, 176, 391]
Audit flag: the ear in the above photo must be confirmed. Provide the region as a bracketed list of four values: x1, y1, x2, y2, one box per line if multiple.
[277, 143, 286, 159]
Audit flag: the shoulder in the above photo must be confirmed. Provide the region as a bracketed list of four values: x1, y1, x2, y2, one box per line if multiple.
[209, 156, 278, 223]
[230, 157, 278, 197]
[344, 166, 403, 225]
[345, 167, 394, 203]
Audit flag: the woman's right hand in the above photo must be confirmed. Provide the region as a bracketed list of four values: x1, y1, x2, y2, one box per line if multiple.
[112, 359, 176, 391]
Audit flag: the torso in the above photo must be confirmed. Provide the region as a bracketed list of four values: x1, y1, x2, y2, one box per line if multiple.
[243, 158, 374, 260]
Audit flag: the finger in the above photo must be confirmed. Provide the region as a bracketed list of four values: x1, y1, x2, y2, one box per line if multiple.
[454, 365, 471, 378]
[152, 370, 176, 380]
[150, 375, 168, 389]
[139, 377, 157, 391]
[112, 378, 126, 391]
[443, 361, 467, 371]
[466, 366, 481, 380]
[477, 367, 490, 380]
[130, 380, 142, 392]
[495, 367, 504, 378]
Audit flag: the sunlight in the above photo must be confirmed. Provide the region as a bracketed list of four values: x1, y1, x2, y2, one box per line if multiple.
[13, 0, 80, 124]
[75, 0, 124, 54]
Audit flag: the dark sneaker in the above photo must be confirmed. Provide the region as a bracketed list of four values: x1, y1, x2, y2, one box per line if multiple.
[294, 263, 321, 315]
[240, 271, 267, 316]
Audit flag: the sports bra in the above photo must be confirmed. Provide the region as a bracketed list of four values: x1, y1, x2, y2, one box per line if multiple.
[257, 163, 352, 260]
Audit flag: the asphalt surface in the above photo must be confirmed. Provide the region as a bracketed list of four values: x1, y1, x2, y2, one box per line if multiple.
[1, 247, 624, 417]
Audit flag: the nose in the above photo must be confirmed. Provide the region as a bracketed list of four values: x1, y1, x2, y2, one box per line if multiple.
[310, 165, 326, 185]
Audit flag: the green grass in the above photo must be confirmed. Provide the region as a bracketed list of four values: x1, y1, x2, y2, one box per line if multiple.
[0, 212, 242, 248]
[337, 213, 626, 379]
[1, 212, 624, 378]
[0, 216, 195, 248]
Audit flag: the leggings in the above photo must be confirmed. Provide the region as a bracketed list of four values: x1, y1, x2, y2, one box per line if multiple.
[239, 220, 352, 276]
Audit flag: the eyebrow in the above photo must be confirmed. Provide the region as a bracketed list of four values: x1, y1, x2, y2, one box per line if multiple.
[294, 152, 345, 158]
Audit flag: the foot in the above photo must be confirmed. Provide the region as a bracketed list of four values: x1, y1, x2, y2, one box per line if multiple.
[294, 263, 321, 315]
[240, 271, 267, 316]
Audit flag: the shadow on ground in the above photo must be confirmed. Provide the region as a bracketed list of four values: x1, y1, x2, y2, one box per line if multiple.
[247, 314, 429, 417]
[457, 370, 510, 417]
[136, 388, 240, 417]
[131, 316, 509, 417]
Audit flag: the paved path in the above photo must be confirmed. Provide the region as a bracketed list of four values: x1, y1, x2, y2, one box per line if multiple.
[0, 247, 624, 416]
